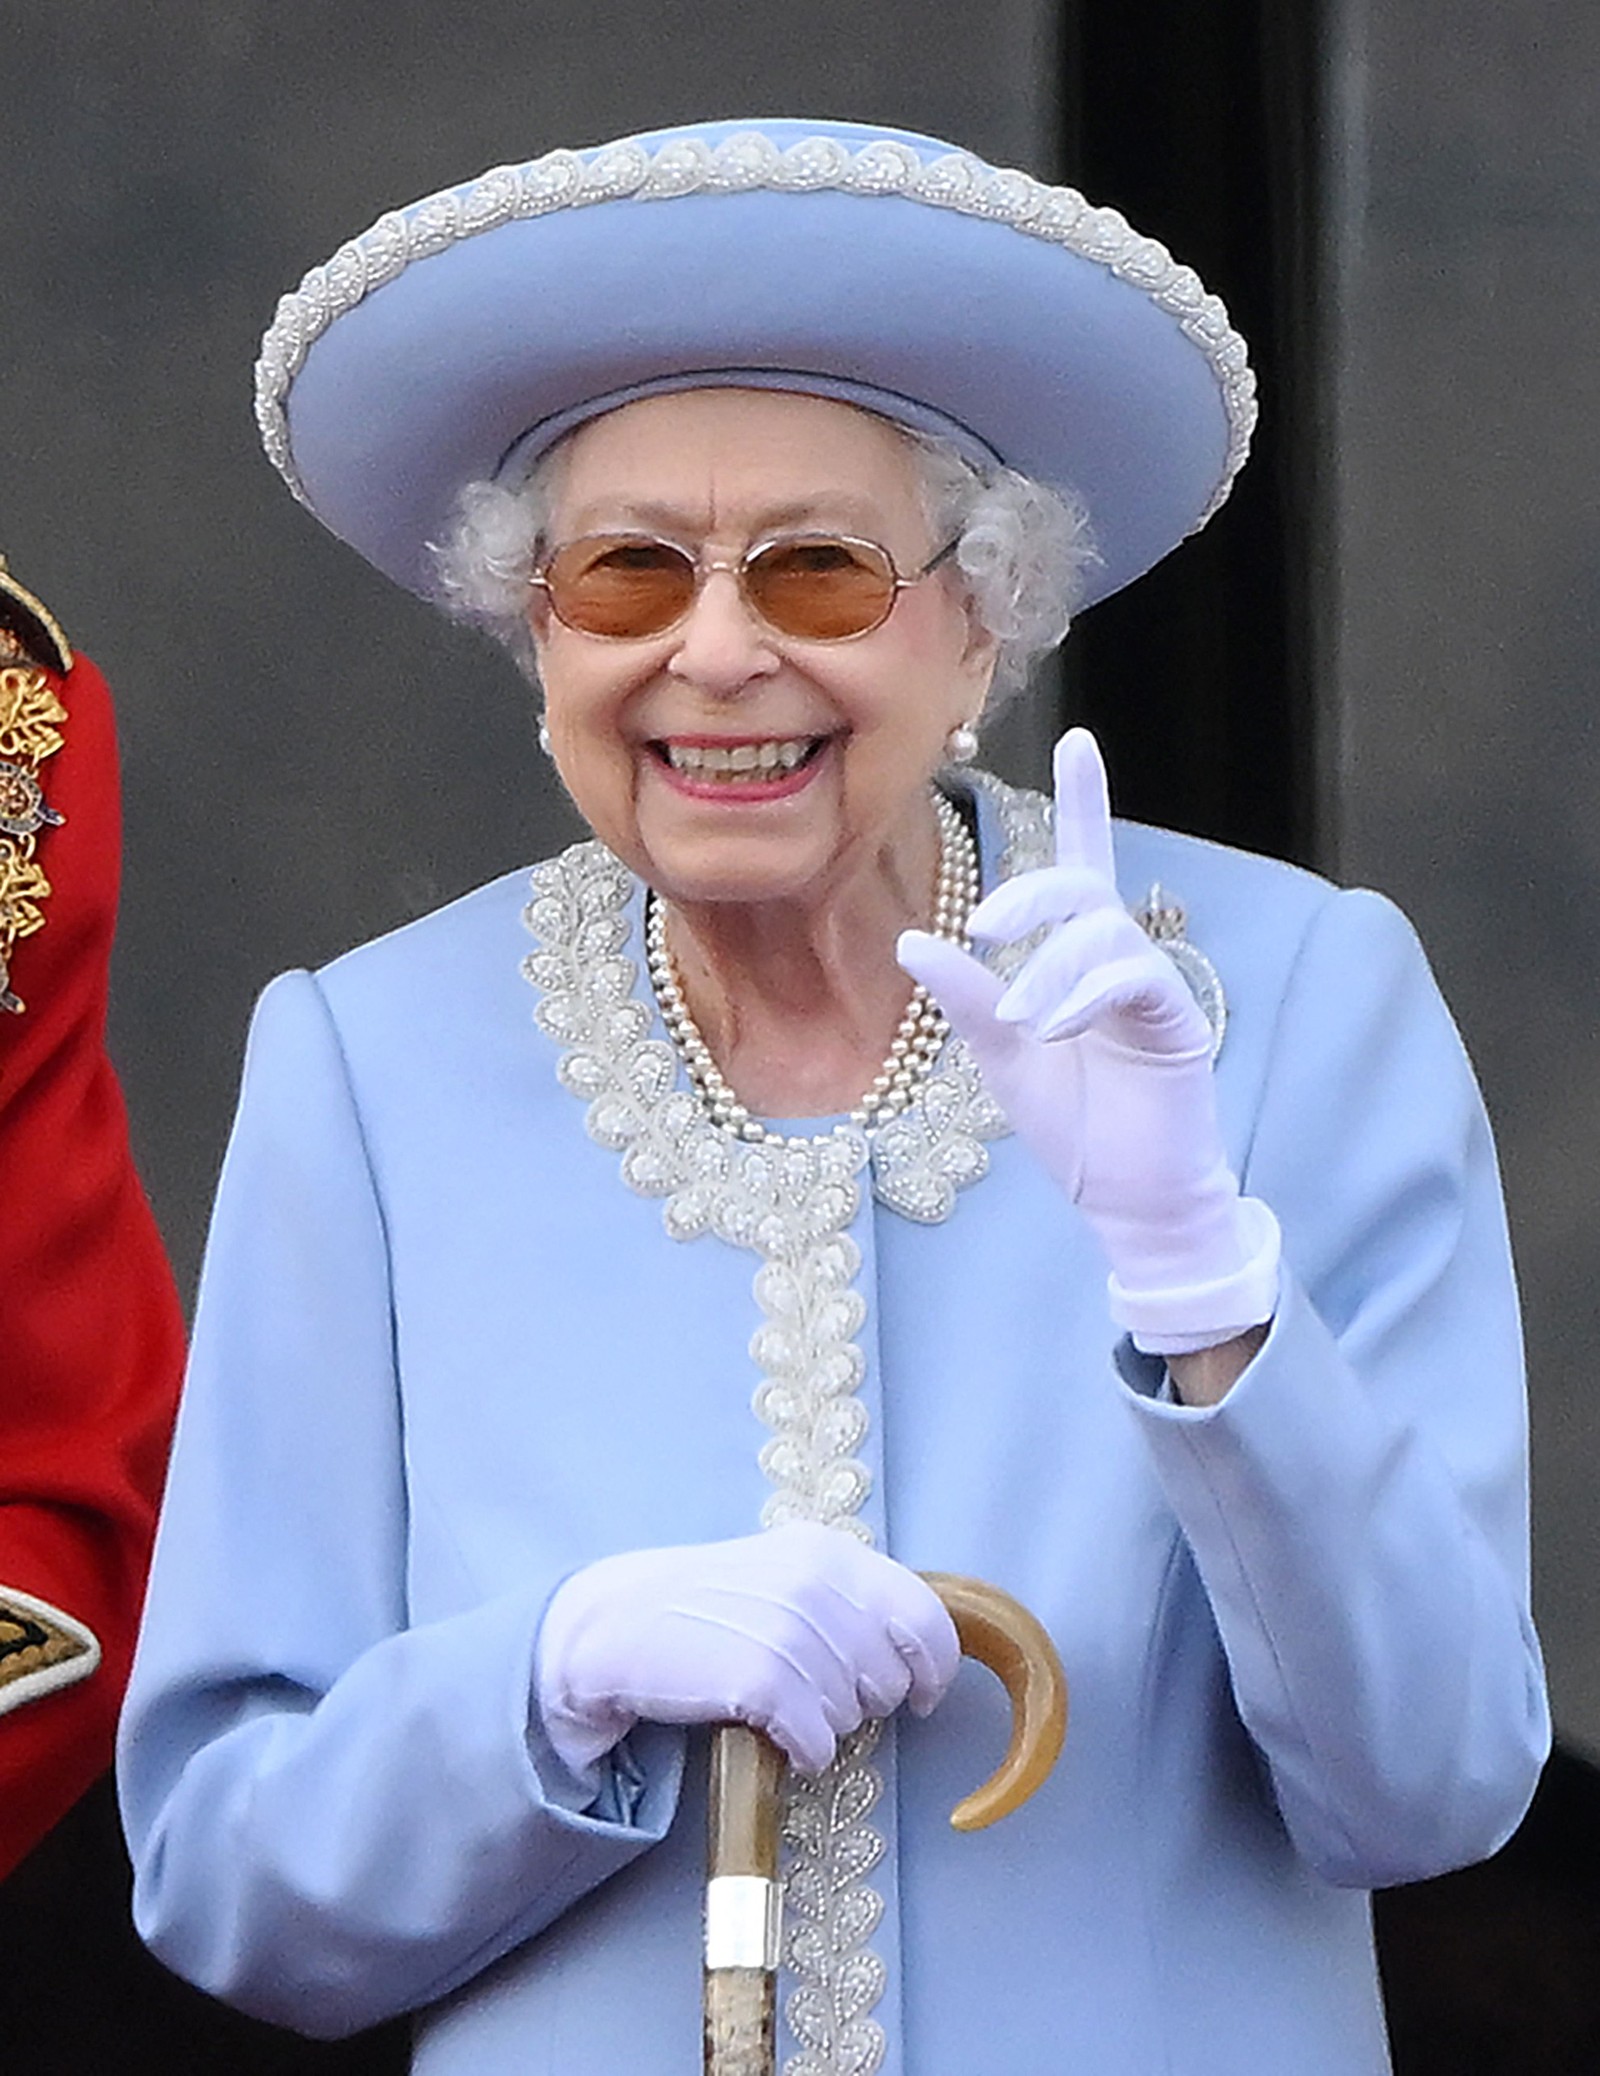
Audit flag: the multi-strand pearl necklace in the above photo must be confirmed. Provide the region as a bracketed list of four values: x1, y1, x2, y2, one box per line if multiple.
[645, 789, 979, 1148]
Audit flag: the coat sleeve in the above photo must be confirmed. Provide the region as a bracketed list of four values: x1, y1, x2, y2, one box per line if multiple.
[1120, 883, 1549, 1888]
[0, 652, 184, 1879]
[116, 968, 683, 2039]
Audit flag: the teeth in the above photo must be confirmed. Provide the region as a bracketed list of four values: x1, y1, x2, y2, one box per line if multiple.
[664, 738, 817, 780]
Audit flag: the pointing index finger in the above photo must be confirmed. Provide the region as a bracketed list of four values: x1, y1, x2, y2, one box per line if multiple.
[1053, 727, 1117, 883]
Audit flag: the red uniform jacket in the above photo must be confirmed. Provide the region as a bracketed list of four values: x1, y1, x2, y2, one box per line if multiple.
[0, 647, 183, 1877]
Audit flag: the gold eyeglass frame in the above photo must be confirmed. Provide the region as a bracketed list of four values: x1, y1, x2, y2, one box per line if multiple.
[529, 531, 959, 643]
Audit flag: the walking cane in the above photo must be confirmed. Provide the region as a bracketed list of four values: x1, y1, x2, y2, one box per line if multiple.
[703, 1572, 1068, 2076]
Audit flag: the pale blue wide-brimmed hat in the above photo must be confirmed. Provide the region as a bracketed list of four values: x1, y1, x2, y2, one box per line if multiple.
[255, 116, 1256, 611]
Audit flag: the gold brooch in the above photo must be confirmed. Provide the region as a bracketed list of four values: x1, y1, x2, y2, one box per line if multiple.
[0, 559, 72, 1016]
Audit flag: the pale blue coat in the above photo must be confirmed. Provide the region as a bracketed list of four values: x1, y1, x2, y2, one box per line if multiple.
[118, 777, 1548, 2074]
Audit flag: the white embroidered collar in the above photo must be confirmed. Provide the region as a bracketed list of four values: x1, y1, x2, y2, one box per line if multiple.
[520, 769, 1050, 1237]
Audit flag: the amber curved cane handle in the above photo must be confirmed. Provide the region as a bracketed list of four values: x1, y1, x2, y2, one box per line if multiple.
[703, 1573, 1067, 2076]
[917, 1571, 1069, 1830]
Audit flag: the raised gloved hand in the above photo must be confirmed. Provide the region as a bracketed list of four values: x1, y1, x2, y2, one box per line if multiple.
[535, 1520, 961, 1778]
[898, 728, 1279, 1355]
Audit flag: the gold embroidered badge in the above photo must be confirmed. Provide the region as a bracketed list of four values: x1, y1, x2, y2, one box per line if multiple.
[0, 560, 71, 1016]
[0, 1595, 94, 1701]
[0, 665, 68, 764]
[0, 842, 51, 941]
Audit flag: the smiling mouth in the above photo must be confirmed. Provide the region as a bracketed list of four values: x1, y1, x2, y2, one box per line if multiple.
[654, 736, 829, 784]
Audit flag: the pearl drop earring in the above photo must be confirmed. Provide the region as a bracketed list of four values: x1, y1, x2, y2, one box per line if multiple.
[943, 721, 980, 765]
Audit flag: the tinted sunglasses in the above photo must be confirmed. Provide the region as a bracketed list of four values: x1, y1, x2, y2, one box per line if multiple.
[530, 532, 958, 642]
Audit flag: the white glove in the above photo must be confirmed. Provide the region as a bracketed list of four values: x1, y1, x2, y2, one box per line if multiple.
[535, 1521, 961, 1778]
[899, 728, 1279, 1355]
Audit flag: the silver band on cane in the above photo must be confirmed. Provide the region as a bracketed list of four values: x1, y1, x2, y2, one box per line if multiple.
[705, 1874, 783, 1972]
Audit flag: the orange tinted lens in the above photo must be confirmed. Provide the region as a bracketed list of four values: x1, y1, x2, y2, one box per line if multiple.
[544, 537, 696, 637]
[745, 538, 898, 639]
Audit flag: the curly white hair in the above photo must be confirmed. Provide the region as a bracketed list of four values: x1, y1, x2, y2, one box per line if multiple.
[430, 412, 1097, 721]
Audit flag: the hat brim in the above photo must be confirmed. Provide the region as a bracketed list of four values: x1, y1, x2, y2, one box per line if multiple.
[261, 119, 1254, 612]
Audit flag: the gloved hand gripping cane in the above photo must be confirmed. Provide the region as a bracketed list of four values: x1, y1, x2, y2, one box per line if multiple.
[703, 1573, 1067, 2076]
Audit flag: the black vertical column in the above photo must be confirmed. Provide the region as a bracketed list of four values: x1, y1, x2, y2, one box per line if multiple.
[1057, 0, 1328, 867]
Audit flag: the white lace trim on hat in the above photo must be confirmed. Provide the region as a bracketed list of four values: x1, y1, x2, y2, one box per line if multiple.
[255, 130, 1256, 528]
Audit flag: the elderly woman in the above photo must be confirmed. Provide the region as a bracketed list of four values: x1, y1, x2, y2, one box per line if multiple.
[118, 118, 1546, 2075]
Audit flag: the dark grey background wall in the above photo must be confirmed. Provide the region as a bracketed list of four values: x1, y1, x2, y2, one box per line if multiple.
[1325, 0, 1600, 1756]
[4, 0, 1597, 1803]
